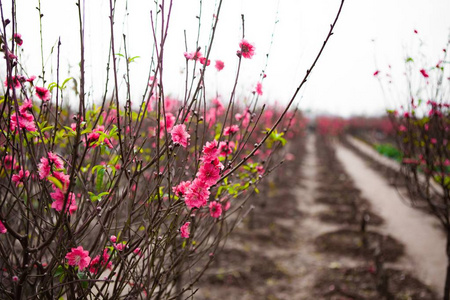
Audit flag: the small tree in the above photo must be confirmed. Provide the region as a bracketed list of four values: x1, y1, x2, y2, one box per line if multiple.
[386, 33, 450, 299]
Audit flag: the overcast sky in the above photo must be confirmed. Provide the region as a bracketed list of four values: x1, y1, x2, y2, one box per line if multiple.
[5, 0, 450, 117]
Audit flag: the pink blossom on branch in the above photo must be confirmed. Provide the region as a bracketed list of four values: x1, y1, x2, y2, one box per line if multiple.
[199, 57, 210, 66]
[420, 69, 429, 78]
[201, 140, 220, 163]
[172, 181, 191, 197]
[185, 179, 210, 209]
[197, 162, 221, 187]
[38, 157, 50, 179]
[170, 124, 190, 148]
[48, 152, 64, 170]
[35, 86, 51, 102]
[255, 82, 263, 96]
[215, 60, 224, 71]
[50, 189, 77, 215]
[184, 51, 202, 61]
[0, 220, 6, 234]
[10, 111, 37, 132]
[2, 155, 16, 170]
[219, 141, 235, 157]
[89, 249, 113, 274]
[224, 125, 239, 136]
[209, 201, 222, 218]
[65, 246, 91, 271]
[237, 39, 255, 59]
[12, 168, 30, 187]
[4, 75, 21, 89]
[110, 235, 117, 243]
[180, 222, 190, 238]
[14, 33, 23, 46]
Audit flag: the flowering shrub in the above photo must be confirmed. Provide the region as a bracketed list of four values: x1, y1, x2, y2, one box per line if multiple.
[382, 31, 450, 299]
[0, 0, 345, 299]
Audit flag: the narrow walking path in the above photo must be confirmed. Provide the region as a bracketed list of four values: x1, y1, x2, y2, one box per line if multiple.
[336, 143, 446, 296]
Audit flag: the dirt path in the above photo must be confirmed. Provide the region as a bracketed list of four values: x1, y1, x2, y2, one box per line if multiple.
[283, 133, 341, 298]
[336, 143, 446, 296]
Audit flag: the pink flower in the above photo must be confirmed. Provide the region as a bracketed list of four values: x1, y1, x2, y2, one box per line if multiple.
[256, 165, 264, 174]
[19, 99, 33, 114]
[201, 140, 219, 163]
[87, 132, 100, 146]
[89, 256, 101, 274]
[114, 243, 125, 251]
[89, 248, 112, 274]
[110, 235, 117, 243]
[12, 276, 18, 282]
[172, 181, 191, 197]
[197, 162, 221, 187]
[10, 111, 37, 132]
[35, 86, 51, 102]
[12, 168, 30, 187]
[0, 220, 7, 234]
[215, 60, 224, 71]
[180, 222, 190, 238]
[373, 70, 380, 76]
[255, 82, 263, 96]
[38, 157, 50, 179]
[50, 189, 77, 215]
[26, 76, 36, 83]
[209, 201, 222, 218]
[52, 171, 71, 191]
[171, 124, 190, 148]
[420, 69, 429, 78]
[65, 246, 91, 271]
[159, 113, 176, 138]
[48, 152, 64, 169]
[199, 57, 210, 66]
[237, 39, 255, 59]
[185, 179, 210, 209]
[14, 33, 23, 46]
[224, 125, 239, 136]
[184, 51, 202, 61]
[133, 247, 142, 256]
[219, 141, 234, 156]
[2, 155, 16, 170]
[4, 75, 21, 89]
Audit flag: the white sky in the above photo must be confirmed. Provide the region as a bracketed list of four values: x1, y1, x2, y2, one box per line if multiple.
[5, 0, 450, 117]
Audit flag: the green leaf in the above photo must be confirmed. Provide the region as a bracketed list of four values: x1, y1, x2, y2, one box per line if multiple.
[61, 77, 73, 90]
[91, 165, 103, 175]
[406, 57, 414, 62]
[96, 167, 105, 192]
[88, 191, 98, 202]
[41, 125, 54, 133]
[128, 56, 140, 63]
[54, 265, 65, 278]
[47, 176, 63, 190]
[77, 272, 89, 289]
[47, 82, 58, 92]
